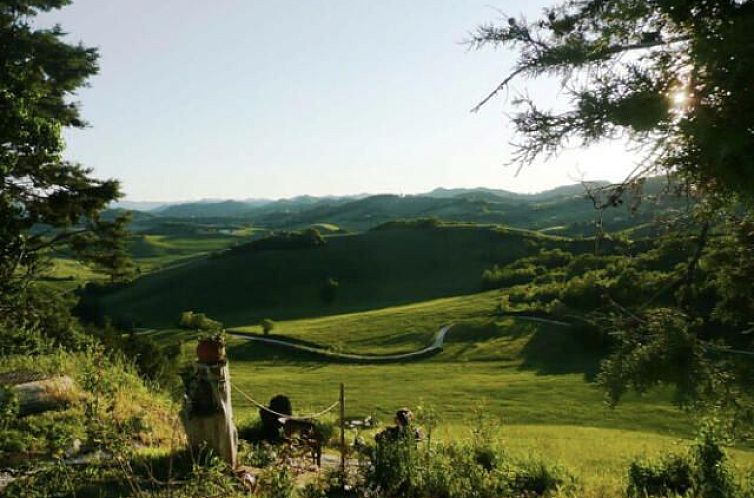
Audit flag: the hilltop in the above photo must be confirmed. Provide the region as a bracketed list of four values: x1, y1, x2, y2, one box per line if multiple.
[83, 223, 596, 328]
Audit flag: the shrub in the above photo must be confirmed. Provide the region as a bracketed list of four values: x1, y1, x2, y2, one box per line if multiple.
[178, 311, 222, 331]
[482, 264, 541, 289]
[627, 454, 695, 497]
[368, 427, 423, 497]
[259, 466, 295, 498]
[261, 319, 275, 336]
[320, 277, 339, 304]
[239, 441, 277, 468]
[258, 394, 291, 441]
[627, 425, 743, 498]
[693, 424, 737, 498]
[508, 458, 568, 497]
[361, 422, 568, 498]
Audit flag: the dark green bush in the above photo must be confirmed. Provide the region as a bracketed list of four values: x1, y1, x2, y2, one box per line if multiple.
[259, 466, 295, 498]
[320, 277, 339, 304]
[178, 311, 222, 331]
[509, 458, 568, 497]
[362, 429, 567, 498]
[627, 426, 745, 498]
[628, 454, 694, 497]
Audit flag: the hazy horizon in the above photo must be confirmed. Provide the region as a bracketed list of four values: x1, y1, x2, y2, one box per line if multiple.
[43, 1, 639, 202]
[115, 178, 615, 206]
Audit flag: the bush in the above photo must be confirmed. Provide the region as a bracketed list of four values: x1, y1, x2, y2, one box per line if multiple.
[508, 458, 568, 497]
[259, 466, 295, 498]
[361, 422, 568, 498]
[320, 277, 339, 304]
[261, 318, 275, 336]
[627, 425, 744, 498]
[627, 454, 695, 497]
[368, 428, 423, 497]
[693, 424, 737, 498]
[178, 311, 222, 331]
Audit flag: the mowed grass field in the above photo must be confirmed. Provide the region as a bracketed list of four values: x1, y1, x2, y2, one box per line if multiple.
[94, 225, 591, 327]
[78, 219, 752, 492]
[43, 228, 264, 292]
[225, 298, 688, 435]
[143, 290, 754, 491]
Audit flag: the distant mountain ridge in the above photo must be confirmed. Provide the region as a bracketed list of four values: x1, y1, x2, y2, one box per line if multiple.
[119, 182, 612, 216]
[106, 177, 682, 236]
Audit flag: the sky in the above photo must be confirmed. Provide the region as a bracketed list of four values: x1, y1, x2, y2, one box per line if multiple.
[41, 1, 638, 202]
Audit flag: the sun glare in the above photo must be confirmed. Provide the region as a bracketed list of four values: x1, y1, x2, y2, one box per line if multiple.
[671, 90, 689, 107]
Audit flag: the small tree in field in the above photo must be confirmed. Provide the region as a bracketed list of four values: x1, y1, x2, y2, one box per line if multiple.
[260, 319, 275, 336]
[320, 277, 339, 304]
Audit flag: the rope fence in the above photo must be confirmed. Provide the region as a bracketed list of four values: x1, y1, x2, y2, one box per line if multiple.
[231, 383, 340, 421]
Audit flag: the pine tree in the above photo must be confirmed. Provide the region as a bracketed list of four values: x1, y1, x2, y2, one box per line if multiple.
[1, 1, 132, 315]
[471, 0, 754, 200]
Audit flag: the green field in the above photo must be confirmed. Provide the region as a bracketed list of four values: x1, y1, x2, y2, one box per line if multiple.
[78, 217, 753, 492]
[203, 294, 752, 491]
[223, 295, 685, 433]
[92, 224, 592, 327]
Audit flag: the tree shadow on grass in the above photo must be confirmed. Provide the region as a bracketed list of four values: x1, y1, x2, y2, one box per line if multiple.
[516, 326, 603, 381]
[348, 330, 431, 351]
[437, 319, 532, 362]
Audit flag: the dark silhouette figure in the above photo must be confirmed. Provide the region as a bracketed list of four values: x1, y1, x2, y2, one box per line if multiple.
[260, 394, 292, 441]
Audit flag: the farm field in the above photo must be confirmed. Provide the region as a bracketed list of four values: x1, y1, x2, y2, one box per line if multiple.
[148, 291, 754, 491]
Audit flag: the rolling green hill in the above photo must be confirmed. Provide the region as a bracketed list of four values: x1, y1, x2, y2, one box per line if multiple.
[88, 224, 592, 327]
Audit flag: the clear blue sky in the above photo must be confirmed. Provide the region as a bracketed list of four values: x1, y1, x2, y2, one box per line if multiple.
[42, 1, 636, 202]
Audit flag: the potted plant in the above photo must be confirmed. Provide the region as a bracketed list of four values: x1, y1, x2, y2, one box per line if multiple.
[196, 329, 226, 364]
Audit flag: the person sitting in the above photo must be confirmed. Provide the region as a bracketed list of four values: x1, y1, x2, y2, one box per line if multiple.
[375, 408, 423, 444]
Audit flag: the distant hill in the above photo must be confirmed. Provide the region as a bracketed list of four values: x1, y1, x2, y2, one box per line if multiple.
[111, 200, 169, 211]
[154, 200, 259, 218]
[244, 177, 685, 234]
[425, 187, 523, 200]
[116, 176, 686, 236]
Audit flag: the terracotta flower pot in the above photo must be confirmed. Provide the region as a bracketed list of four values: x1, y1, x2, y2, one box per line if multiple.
[196, 339, 225, 364]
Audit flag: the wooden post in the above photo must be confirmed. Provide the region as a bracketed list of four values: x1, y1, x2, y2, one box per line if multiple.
[339, 383, 346, 480]
[182, 353, 238, 469]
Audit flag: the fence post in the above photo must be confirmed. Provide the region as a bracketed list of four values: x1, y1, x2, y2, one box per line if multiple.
[340, 383, 346, 481]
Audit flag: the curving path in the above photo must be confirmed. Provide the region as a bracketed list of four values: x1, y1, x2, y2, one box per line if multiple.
[228, 314, 571, 363]
[229, 325, 453, 363]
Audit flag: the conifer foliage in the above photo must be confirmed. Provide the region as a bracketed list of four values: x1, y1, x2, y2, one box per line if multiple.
[0, 1, 132, 317]
[471, 0, 754, 200]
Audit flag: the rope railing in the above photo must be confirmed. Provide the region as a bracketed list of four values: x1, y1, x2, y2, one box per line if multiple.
[231, 384, 340, 421]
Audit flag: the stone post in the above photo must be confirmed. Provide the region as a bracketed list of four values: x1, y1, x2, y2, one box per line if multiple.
[182, 358, 238, 468]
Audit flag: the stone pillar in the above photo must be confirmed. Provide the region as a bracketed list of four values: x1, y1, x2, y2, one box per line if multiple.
[182, 360, 238, 468]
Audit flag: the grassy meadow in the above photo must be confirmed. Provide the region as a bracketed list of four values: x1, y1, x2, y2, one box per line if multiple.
[70, 218, 753, 493]
[90, 224, 593, 327]
[144, 290, 754, 491]
[216, 295, 754, 491]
